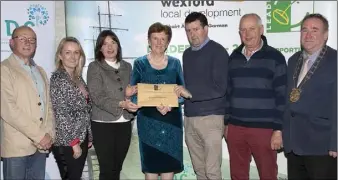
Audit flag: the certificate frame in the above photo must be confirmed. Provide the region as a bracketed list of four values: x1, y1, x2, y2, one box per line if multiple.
[137, 83, 178, 107]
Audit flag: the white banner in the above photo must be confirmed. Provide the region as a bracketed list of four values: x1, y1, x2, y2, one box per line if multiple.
[1, 1, 56, 77]
[0, 1, 58, 179]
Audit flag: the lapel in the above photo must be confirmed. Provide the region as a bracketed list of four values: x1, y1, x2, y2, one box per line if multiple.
[8, 54, 39, 95]
[294, 53, 304, 87]
[8, 54, 49, 119]
[294, 48, 330, 89]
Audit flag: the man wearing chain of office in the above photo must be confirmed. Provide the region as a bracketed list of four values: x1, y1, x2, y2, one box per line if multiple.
[282, 13, 337, 180]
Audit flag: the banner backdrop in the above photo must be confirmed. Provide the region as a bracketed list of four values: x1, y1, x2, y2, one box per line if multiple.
[64, 1, 337, 180]
[0, 1, 58, 179]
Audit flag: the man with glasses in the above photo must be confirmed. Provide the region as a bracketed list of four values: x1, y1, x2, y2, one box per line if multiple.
[1, 26, 55, 179]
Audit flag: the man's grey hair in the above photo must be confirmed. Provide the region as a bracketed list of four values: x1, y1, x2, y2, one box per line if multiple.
[240, 13, 263, 26]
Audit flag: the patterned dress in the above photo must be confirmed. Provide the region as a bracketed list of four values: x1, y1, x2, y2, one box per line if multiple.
[131, 55, 184, 173]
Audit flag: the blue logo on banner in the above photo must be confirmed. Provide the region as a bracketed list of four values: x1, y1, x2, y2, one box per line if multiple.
[27, 4, 49, 26]
[4, 4, 49, 36]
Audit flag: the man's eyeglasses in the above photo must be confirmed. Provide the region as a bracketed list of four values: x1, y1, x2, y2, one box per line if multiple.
[13, 36, 36, 44]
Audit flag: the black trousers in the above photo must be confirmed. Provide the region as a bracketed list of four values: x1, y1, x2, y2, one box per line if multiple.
[52, 136, 89, 180]
[91, 121, 132, 180]
[287, 151, 337, 180]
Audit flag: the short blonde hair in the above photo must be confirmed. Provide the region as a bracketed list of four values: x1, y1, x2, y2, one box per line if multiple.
[55, 37, 86, 77]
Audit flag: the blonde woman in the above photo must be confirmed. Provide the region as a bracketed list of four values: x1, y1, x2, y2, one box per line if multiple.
[50, 37, 93, 180]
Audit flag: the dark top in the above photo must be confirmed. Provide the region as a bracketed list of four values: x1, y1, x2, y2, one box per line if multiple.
[183, 40, 229, 117]
[226, 35, 287, 130]
[283, 45, 337, 155]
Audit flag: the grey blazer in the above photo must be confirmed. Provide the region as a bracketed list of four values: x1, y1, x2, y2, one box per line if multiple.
[87, 60, 134, 122]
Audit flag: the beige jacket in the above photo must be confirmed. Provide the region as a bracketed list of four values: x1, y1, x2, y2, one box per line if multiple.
[1, 54, 55, 158]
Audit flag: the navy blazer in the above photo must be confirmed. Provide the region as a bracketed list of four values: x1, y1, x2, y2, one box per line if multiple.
[283, 46, 337, 155]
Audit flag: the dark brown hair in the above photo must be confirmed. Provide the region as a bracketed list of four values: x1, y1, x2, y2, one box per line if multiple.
[301, 13, 329, 32]
[147, 22, 172, 43]
[94, 30, 122, 62]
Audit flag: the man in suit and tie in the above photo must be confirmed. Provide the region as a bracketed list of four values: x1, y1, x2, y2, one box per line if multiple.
[283, 13, 337, 179]
[1, 26, 55, 179]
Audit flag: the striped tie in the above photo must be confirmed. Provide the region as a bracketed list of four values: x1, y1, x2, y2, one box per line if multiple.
[297, 57, 310, 87]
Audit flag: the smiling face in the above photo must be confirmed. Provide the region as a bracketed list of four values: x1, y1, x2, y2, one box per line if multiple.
[148, 31, 169, 54]
[301, 17, 328, 54]
[100, 36, 119, 61]
[59, 41, 81, 70]
[10, 27, 37, 60]
[239, 15, 264, 49]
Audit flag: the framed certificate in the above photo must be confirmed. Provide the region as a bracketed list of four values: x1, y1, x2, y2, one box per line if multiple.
[137, 83, 178, 107]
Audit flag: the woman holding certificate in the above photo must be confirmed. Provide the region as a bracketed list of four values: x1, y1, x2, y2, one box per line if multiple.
[130, 22, 190, 180]
[87, 30, 139, 180]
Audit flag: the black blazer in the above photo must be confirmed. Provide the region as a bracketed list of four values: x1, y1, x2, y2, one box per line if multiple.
[283, 46, 337, 155]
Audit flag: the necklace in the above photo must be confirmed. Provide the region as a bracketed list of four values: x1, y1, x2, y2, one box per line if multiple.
[148, 54, 167, 69]
[289, 46, 327, 103]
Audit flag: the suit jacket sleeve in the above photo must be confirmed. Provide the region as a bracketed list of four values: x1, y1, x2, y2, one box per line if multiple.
[330, 79, 337, 151]
[1, 65, 46, 143]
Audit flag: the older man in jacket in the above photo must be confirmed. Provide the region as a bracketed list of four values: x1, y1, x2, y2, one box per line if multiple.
[1, 26, 55, 180]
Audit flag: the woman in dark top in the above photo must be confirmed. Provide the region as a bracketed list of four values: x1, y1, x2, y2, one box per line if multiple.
[50, 37, 92, 180]
[87, 30, 139, 180]
[130, 22, 190, 180]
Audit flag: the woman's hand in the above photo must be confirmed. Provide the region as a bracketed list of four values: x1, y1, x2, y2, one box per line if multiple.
[156, 104, 171, 115]
[120, 99, 140, 112]
[125, 85, 137, 97]
[72, 144, 82, 159]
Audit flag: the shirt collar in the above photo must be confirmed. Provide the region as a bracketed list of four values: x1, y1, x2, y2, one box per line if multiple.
[13, 54, 34, 67]
[242, 39, 264, 55]
[191, 37, 210, 51]
[303, 47, 322, 63]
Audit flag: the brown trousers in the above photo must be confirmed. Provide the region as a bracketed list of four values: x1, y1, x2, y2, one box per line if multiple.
[184, 115, 224, 180]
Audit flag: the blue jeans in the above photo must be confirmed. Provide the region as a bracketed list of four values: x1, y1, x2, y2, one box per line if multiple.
[2, 151, 47, 180]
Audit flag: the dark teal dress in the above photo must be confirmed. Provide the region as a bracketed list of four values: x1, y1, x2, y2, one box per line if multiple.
[130, 55, 184, 173]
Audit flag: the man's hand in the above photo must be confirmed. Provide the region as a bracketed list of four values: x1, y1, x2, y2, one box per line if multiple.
[271, 130, 283, 150]
[174, 85, 192, 99]
[39, 133, 52, 150]
[224, 126, 228, 140]
[72, 144, 82, 159]
[329, 151, 337, 158]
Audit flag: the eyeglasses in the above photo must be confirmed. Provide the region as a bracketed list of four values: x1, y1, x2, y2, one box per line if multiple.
[13, 36, 36, 44]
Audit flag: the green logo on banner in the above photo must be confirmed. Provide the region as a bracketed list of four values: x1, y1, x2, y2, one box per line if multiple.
[266, 1, 313, 33]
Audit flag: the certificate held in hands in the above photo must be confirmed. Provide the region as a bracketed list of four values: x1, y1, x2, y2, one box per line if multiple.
[137, 83, 178, 107]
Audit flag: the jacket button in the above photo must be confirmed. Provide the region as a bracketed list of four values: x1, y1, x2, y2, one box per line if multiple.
[40, 117, 43, 121]
[119, 87, 123, 91]
[117, 78, 121, 81]
[38, 102, 41, 106]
